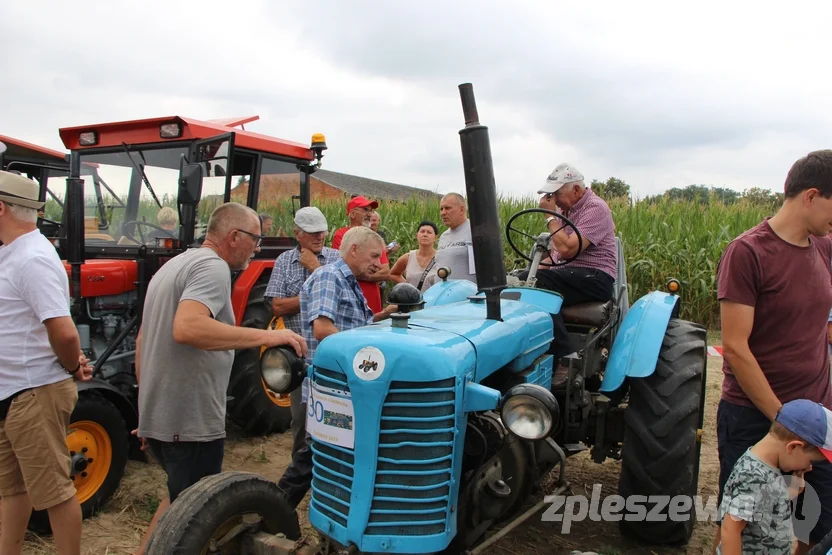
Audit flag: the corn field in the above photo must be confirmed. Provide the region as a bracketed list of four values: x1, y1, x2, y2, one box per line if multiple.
[255, 195, 776, 330]
[52, 193, 776, 330]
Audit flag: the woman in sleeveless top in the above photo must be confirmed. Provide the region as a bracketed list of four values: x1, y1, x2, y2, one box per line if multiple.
[389, 221, 438, 292]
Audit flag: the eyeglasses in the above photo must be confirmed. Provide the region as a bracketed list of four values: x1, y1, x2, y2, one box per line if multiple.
[235, 228, 264, 247]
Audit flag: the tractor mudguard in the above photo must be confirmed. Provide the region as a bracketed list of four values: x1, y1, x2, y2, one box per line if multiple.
[230, 260, 274, 326]
[422, 279, 478, 307]
[77, 379, 138, 433]
[599, 290, 680, 393]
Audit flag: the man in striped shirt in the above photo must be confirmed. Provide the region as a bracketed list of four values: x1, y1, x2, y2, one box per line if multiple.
[531, 163, 617, 381]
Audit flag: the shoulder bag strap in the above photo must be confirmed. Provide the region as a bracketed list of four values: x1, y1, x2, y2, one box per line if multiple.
[416, 257, 437, 291]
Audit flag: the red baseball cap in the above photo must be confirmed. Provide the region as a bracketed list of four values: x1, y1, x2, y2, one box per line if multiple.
[347, 195, 379, 213]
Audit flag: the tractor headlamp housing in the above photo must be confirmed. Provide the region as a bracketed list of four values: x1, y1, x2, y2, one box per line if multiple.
[260, 347, 306, 394]
[160, 123, 182, 139]
[78, 131, 98, 146]
[499, 384, 559, 441]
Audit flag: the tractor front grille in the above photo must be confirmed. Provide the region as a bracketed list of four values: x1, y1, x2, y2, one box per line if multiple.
[365, 378, 457, 537]
[309, 367, 353, 528]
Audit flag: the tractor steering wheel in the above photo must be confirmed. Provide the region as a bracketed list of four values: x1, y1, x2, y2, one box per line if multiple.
[505, 208, 583, 267]
[122, 221, 177, 244]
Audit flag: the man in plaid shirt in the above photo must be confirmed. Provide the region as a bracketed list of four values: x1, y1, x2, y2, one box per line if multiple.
[528, 163, 617, 384]
[276, 225, 397, 508]
[265, 206, 339, 488]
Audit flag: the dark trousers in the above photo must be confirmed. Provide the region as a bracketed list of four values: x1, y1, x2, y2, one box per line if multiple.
[518, 266, 615, 358]
[716, 399, 832, 544]
[146, 438, 224, 502]
[277, 385, 313, 509]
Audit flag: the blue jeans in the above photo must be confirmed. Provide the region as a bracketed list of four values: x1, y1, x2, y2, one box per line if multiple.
[717, 399, 832, 544]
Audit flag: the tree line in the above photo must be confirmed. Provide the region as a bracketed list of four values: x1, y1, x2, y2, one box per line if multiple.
[590, 177, 784, 209]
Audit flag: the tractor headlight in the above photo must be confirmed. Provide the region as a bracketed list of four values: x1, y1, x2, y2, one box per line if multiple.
[260, 347, 306, 394]
[160, 123, 182, 138]
[499, 384, 559, 441]
[78, 131, 98, 146]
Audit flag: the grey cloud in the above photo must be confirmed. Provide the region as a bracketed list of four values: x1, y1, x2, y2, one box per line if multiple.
[272, 1, 829, 171]
[2, 1, 831, 199]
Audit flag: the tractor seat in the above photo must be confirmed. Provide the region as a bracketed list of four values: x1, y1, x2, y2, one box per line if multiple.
[561, 300, 614, 328]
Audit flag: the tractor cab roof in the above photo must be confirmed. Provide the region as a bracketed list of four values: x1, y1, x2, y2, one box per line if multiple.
[0, 133, 68, 164]
[58, 115, 316, 161]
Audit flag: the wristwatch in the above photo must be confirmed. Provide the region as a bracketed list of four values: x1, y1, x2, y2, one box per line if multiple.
[545, 216, 556, 225]
[64, 362, 81, 376]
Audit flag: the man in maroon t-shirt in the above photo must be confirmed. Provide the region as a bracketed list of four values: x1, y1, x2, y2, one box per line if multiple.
[714, 149, 832, 553]
[331, 195, 389, 313]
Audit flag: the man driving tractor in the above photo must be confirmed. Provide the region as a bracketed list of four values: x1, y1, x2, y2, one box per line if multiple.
[519, 163, 618, 384]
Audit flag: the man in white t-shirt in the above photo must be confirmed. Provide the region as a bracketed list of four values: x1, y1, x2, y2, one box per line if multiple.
[425, 192, 477, 287]
[0, 170, 93, 554]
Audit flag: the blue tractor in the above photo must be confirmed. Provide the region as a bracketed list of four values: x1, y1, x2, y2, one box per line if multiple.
[146, 84, 707, 555]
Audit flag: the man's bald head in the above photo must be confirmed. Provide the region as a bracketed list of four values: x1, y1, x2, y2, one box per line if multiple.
[206, 202, 260, 240]
[441, 192, 466, 207]
[204, 202, 262, 271]
[440, 192, 468, 230]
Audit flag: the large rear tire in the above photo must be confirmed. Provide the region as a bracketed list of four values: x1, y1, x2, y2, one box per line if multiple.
[145, 471, 300, 555]
[226, 282, 292, 436]
[618, 318, 706, 545]
[28, 393, 129, 533]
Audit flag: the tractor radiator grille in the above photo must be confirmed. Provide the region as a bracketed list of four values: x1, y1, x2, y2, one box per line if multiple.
[365, 378, 456, 537]
[310, 367, 353, 528]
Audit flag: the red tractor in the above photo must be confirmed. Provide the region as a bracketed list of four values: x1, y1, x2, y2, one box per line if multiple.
[1, 116, 326, 530]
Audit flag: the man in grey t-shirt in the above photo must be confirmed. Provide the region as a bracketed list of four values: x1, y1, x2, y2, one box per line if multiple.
[134, 202, 307, 554]
[425, 192, 477, 287]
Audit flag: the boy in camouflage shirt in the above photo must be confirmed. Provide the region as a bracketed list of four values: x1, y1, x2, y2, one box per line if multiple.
[717, 399, 832, 554]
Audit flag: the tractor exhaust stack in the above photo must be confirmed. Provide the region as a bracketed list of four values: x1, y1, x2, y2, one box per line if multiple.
[457, 83, 507, 321]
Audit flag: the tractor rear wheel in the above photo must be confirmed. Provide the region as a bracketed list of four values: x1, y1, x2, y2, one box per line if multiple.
[618, 318, 706, 545]
[145, 471, 300, 555]
[28, 393, 129, 533]
[226, 282, 292, 436]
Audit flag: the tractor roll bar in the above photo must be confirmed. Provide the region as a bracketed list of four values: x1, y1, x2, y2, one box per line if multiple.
[67, 151, 85, 308]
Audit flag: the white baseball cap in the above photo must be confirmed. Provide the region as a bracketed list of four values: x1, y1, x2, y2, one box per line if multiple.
[294, 206, 328, 233]
[538, 163, 584, 194]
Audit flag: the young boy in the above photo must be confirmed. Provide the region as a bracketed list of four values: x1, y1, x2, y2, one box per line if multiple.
[717, 399, 832, 555]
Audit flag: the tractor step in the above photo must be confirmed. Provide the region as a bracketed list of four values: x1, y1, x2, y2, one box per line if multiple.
[563, 443, 587, 456]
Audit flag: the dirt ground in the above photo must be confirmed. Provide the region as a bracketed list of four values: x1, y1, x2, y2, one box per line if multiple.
[20, 356, 724, 555]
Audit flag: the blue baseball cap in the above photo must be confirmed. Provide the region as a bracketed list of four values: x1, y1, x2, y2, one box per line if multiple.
[775, 399, 832, 462]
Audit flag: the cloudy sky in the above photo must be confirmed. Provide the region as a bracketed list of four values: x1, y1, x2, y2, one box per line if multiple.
[2, 1, 831, 199]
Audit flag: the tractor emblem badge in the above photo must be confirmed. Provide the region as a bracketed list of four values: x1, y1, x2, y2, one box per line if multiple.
[352, 346, 386, 381]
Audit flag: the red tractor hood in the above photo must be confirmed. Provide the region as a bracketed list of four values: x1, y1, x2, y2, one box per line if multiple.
[63, 260, 138, 298]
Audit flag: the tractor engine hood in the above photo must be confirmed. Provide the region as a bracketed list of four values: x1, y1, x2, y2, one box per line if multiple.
[312, 296, 554, 385]
[312, 323, 476, 387]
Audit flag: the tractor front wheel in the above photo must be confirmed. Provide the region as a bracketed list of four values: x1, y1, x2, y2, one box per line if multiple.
[617, 318, 707, 545]
[28, 392, 129, 533]
[226, 282, 292, 436]
[145, 471, 300, 554]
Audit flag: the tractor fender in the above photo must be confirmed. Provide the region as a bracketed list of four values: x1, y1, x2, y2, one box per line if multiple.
[230, 261, 274, 326]
[599, 290, 680, 393]
[76, 379, 138, 433]
[422, 279, 478, 307]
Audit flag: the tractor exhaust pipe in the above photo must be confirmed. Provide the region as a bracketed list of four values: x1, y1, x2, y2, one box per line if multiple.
[457, 83, 507, 321]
